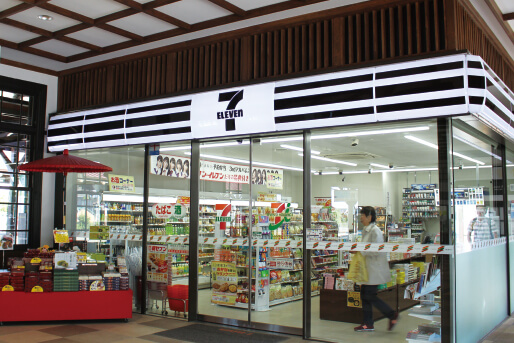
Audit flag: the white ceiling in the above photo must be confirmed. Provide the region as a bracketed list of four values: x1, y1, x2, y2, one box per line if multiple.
[0, 0, 512, 74]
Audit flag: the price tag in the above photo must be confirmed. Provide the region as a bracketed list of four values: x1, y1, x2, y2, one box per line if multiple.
[31, 286, 43, 292]
[2, 285, 14, 291]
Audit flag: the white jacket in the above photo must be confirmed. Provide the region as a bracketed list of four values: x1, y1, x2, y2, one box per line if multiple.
[360, 223, 391, 285]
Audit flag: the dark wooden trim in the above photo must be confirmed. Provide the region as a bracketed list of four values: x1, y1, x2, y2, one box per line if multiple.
[208, 0, 246, 17]
[504, 12, 514, 21]
[0, 59, 59, 76]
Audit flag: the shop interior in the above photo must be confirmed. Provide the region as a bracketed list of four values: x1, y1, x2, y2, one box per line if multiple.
[59, 116, 505, 342]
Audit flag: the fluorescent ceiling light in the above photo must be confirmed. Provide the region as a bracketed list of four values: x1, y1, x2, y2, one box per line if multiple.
[260, 126, 430, 144]
[280, 144, 320, 155]
[160, 145, 190, 152]
[405, 135, 485, 165]
[299, 153, 357, 167]
[370, 163, 390, 169]
[185, 152, 303, 172]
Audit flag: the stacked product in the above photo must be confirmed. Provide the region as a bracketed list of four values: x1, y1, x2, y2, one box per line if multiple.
[117, 256, 130, 290]
[79, 275, 89, 291]
[10, 260, 25, 291]
[102, 271, 121, 291]
[0, 270, 10, 288]
[39, 261, 53, 292]
[53, 269, 79, 291]
[25, 271, 39, 292]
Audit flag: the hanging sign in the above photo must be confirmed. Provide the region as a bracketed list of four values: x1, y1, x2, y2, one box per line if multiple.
[108, 174, 135, 192]
[252, 168, 283, 189]
[177, 196, 190, 205]
[266, 258, 294, 270]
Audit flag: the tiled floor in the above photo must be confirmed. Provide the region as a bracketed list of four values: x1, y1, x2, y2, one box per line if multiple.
[1, 312, 512, 342]
[0, 314, 310, 343]
[481, 316, 514, 343]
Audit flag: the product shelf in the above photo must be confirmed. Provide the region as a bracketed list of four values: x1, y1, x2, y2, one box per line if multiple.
[269, 291, 320, 306]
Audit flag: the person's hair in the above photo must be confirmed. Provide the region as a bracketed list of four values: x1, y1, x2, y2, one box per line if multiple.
[170, 158, 176, 168]
[177, 159, 183, 170]
[163, 156, 169, 168]
[360, 206, 376, 223]
[184, 160, 190, 176]
[262, 170, 267, 181]
[157, 155, 163, 162]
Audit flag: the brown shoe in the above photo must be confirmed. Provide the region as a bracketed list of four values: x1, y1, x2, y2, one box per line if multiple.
[354, 324, 374, 332]
[388, 312, 399, 331]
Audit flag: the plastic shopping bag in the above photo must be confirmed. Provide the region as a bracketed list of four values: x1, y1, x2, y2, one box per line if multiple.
[347, 252, 368, 283]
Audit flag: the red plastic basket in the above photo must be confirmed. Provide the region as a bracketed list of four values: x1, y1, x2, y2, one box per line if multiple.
[167, 285, 189, 313]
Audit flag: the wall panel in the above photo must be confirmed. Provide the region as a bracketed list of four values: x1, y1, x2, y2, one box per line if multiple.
[58, 0, 472, 112]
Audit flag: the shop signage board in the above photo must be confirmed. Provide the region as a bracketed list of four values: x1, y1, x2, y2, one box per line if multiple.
[147, 245, 168, 283]
[266, 258, 294, 270]
[191, 83, 275, 139]
[252, 168, 283, 189]
[314, 197, 331, 206]
[55, 252, 77, 269]
[211, 261, 238, 306]
[53, 230, 69, 244]
[152, 203, 186, 219]
[89, 226, 109, 240]
[215, 204, 232, 231]
[108, 174, 135, 192]
[347, 291, 362, 308]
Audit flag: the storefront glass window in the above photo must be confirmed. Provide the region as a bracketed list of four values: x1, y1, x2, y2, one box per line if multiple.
[309, 120, 442, 342]
[506, 148, 514, 314]
[147, 143, 191, 317]
[66, 146, 145, 310]
[452, 117, 508, 342]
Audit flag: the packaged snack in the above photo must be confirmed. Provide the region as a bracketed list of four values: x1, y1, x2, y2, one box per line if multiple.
[270, 270, 278, 284]
[286, 285, 293, 298]
[281, 286, 288, 299]
[276, 270, 282, 282]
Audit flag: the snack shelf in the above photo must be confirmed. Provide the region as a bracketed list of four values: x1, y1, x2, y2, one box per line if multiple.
[171, 261, 189, 264]
[269, 291, 320, 306]
[270, 279, 303, 285]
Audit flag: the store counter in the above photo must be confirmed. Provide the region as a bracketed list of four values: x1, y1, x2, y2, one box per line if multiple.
[0, 290, 133, 323]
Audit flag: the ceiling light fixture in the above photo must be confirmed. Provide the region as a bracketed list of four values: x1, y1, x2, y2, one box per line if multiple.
[38, 15, 53, 21]
[404, 135, 485, 165]
[280, 144, 320, 155]
[299, 153, 357, 167]
[184, 152, 303, 171]
[370, 163, 390, 169]
[259, 126, 430, 144]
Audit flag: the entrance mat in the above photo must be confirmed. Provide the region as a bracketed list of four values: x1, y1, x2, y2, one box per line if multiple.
[155, 323, 288, 343]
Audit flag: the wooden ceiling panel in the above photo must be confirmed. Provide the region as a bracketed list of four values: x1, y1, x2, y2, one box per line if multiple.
[0, 22, 39, 42]
[156, 0, 233, 25]
[0, 0, 337, 64]
[48, 0, 129, 19]
[31, 39, 90, 56]
[108, 12, 177, 36]
[66, 27, 130, 47]
[8, 6, 81, 31]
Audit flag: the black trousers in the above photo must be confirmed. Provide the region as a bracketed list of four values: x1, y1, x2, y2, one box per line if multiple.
[361, 284, 395, 327]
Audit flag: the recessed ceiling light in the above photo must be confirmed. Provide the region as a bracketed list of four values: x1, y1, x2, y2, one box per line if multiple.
[38, 15, 53, 21]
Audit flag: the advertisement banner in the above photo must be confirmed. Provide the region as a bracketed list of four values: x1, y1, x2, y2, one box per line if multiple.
[147, 245, 168, 283]
[89, 226, 109, 240]
[108, 174, 135, 192]
[151, 154, 282, 187]
[0, 234, 13, 250]
[152, 203, 186, 219]
[266, 258, 294, 270]
[347, 291, 362, 308]
[314, 197, 331, 206]
[53, 230, 69, 244]
[211, 261, 238, 306]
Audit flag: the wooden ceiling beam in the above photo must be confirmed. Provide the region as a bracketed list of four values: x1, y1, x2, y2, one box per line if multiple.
[38, 3, 95, 25]
[112, 0, 143, 11]
[96, 23, 144, 42]
[504, 12, 514, 21]
[0, 17, 53, 37]
[22, 46, 68, 62]
[144, 8, 191, 29]
[0, 3, 33, 20]
[58, 36, 101, 52]
[18, 36, 51, 48]
[484, 0, 514, 47]
[208, 0, 246, 17]
[95, 8, 139, 24]
[0, 38, 19, 49]
[144, 0, 183, 10]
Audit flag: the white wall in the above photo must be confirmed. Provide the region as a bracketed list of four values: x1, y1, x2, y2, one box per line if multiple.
[0, 64, 58, 246]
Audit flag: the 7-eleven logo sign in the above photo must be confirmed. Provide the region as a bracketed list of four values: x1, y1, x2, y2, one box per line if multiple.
[268, 202, 291, 231]
[215, 204, 231, 231]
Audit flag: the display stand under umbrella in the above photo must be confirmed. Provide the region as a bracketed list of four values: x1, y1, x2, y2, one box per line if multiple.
[18, 149, 112, 247]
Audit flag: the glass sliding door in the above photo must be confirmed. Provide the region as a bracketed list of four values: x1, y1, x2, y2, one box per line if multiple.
[197, 139, 252, 325]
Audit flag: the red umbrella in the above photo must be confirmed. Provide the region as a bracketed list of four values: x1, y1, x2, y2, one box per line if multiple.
[18, 149, 112, 176]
